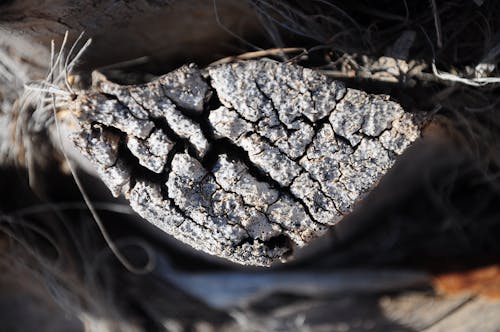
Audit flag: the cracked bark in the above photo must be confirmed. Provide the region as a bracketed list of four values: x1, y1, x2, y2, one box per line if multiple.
[70, 60, 422, 266]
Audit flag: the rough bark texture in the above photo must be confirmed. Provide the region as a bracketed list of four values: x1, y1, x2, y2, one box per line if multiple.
[70, 60, 421, 266]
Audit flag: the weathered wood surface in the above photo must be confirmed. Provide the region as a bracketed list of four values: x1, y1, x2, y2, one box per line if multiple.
[70, 60, 421, 265]
[0, 0, 260, 70]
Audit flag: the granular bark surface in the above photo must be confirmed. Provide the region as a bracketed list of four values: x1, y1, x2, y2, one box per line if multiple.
[71, 60, 421, 266]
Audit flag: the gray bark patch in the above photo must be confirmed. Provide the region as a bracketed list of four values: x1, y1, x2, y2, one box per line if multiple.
[70, 60, 422, 266]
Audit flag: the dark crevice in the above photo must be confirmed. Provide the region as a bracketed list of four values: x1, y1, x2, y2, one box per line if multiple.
[116, 135, 168, 188]
[333, 130, 359, 149]
[92, 123, 171, 192]
[235, 237, 254, 246]
[158, 185, 191, 225]
[292, 115, 332, 162]
[291, 114, 316, 127]
[307, 87, 317, 111]
[157, 86, 220, 157]
[203, 137, 276, 187]
[235, 234, 293, 255]
[149, 116, 199, 160]
[206, 86, 223, 110]
[267, 234, 293, 252]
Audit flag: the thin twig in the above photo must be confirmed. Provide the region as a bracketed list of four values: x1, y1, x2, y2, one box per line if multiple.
[209, 47, 305, 66]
